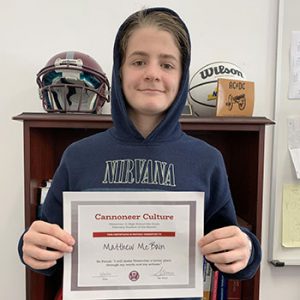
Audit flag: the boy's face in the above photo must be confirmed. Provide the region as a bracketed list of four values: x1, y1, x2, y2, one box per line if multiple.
[121, 26, 182, 120]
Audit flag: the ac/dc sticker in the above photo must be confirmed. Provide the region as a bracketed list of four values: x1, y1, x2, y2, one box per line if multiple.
[129, 270, 140, 281]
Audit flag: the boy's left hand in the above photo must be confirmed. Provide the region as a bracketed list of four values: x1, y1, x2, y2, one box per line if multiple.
[198, 226, 252, 274]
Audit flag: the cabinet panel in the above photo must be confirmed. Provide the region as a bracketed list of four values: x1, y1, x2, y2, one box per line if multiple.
[14, 113, 273, 300]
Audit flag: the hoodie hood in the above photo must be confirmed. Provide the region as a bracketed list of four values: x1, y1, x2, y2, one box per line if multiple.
[110, 7, 191, 143]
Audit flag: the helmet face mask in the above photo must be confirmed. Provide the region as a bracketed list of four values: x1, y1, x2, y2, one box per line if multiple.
[37, 51, 110, 114]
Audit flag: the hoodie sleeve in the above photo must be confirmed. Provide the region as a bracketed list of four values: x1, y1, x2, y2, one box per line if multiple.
[17, 151, 70, 276]
[204, 151, 261, 280]
[206, 200, 261, 280]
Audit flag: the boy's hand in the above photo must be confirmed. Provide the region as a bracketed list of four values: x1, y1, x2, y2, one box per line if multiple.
[22, 220, 75, 270]
[198, 226, 252, 274]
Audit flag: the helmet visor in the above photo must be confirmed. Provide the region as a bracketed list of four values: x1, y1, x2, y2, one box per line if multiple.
[41, 70, 106, 113]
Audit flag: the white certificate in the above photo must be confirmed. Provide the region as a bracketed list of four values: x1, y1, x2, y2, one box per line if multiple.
[63, 191, 204, 300]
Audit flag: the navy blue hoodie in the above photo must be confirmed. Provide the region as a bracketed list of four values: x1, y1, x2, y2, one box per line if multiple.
[18, 6, 261, 298]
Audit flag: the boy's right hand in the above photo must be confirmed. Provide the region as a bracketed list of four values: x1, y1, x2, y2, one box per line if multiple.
[22, 220, 75, 270]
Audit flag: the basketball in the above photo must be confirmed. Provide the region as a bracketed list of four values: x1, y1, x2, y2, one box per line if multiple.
[188, 62, 246, 117]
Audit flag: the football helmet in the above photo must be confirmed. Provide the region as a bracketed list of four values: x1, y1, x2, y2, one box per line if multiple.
[37, 51, 110, 113]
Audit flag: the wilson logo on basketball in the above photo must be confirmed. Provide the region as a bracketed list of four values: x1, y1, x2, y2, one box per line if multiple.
[198, 65, 244, 80]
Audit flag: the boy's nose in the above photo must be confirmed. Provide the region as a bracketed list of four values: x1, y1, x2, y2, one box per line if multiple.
[144, 65, 160, 81]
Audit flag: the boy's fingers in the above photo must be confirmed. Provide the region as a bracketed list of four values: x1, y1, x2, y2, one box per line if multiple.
[23, 254, 58, 270]
[30, 221, 75, 246]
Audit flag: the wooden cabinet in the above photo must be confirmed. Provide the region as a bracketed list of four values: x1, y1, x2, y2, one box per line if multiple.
[14, 112, 273, 300]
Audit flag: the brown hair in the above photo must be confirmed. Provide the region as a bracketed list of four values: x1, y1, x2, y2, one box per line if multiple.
[119, 9, 190, 67]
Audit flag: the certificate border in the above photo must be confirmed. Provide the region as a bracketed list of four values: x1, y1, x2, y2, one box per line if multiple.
[70, 200, 197, 291]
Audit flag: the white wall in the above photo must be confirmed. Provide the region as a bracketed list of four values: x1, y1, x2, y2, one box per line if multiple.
[1, 0, 299, 299]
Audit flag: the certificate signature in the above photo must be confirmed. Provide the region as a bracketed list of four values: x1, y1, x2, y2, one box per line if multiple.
[152, 266, 175, 278]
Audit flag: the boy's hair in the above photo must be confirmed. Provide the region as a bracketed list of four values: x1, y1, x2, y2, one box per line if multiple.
[119, 9, 190, 67]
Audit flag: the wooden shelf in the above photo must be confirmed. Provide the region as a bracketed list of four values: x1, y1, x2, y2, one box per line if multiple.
[14, 112, 274, 300]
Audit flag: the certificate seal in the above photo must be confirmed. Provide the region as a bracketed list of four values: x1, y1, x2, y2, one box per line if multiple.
[129, 270, 140, 281]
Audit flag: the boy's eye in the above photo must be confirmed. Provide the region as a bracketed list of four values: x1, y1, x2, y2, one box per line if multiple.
[132, 60, 145, 66]
[162, 63, 174, 70]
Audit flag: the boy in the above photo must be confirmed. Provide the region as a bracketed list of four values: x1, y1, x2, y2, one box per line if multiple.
[19, 7, 261, 299]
